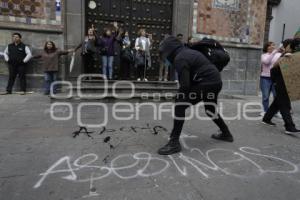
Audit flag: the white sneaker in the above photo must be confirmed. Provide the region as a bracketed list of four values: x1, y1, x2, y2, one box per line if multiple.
[144, 78, 148, 82]
[137, 78, 141, 81]
[164, 79, 168, 82]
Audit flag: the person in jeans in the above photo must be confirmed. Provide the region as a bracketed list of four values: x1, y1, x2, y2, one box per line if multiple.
[99, 22, 119, 80]
[75, 27, 98, 76]
[157, 36, 233, 155]
[33, 41, 73, 95]
[260, 42, 282, 115]
[135, 29, 152, 81]
[262, 38, 300, 134]
[158, 59, 169, 81]
[3, 33, 32, 95]
[159, 34, 170, 81]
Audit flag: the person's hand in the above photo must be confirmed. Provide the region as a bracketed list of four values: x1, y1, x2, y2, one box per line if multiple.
[68, 49, 75, 53]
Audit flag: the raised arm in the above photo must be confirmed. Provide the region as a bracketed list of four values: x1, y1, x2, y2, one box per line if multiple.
[261, 49, 279, 65]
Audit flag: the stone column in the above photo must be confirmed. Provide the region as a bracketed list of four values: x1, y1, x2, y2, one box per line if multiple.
[64, 0, 85, 79]
[172, 0, 194, 41]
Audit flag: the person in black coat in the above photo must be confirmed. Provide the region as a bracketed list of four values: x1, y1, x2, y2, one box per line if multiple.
[158, 36, 233, 155]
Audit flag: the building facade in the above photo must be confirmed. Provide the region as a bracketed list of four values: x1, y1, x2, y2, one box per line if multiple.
[0, 0, 270, 95]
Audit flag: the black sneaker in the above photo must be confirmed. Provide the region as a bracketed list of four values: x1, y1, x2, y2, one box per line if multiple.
[285, 127, 300, 135]
[262, 120, 276, 127]
[158, 140, 182, 155]
[211, 132, 234, 142]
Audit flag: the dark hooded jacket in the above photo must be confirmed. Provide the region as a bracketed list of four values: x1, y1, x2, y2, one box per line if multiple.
[159, 36, 222, 95]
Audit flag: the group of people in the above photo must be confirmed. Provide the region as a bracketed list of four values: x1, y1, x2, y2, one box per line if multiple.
[0, 24, 189, 95]
[75, 22, 176, 82]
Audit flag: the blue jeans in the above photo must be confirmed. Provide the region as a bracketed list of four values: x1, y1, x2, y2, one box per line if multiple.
[260, 76, 276, 112]
[102, 56, 114, 79]
[45, 71, 58, 94]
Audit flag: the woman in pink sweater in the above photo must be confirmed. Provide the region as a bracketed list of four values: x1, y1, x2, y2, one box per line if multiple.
[260, 42, 282, 114]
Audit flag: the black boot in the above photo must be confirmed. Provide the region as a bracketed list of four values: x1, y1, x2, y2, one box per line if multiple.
[158, 139, 182, 155]
[285, 127, 300, 134]
[211, 130, 234, 142]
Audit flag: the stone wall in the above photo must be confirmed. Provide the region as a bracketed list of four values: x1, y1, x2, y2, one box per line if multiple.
[222, 47, 261, 95]
[63, 0, 85, 78]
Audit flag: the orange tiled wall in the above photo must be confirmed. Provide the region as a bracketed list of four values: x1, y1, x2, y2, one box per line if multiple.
[194, 0, 267, 46]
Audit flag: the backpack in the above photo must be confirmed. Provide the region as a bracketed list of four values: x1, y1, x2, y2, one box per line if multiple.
[190, 38, 230, 72]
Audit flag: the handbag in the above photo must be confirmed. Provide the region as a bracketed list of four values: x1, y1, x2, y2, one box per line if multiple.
[135, 50, 145, 67]
[121, 47, 134, 63]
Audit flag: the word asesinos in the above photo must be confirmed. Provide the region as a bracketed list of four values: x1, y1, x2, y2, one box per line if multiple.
[51, 101, 262, 128]
[33, 146, 299, 189]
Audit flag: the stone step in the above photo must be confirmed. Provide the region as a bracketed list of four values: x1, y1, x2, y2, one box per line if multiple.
[72, 80, 178, 88]
[52, 80, 178, 102]
[70, 86, 178, 94]
[50, 93, 177, 103]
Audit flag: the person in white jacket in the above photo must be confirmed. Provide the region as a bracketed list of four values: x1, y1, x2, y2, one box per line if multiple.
[135, 29, 152, 81]
[3, 33, 32, 95]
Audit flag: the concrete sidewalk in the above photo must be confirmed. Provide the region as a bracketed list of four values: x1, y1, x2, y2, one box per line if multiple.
[0, 94, 300, 200]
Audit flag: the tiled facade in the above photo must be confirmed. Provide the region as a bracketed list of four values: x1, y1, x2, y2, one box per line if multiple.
[0, 0, 62, 28]
[193, 0, 267, 46]
[190, 0, 269, 95]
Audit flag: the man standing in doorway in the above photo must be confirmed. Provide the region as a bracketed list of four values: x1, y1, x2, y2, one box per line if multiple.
[3, 33, 32, 95]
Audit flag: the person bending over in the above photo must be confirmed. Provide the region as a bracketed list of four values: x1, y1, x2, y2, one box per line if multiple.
[157, 36, 233, 155]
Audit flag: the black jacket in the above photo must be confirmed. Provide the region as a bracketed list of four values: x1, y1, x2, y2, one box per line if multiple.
[271, 66, 291, 108]
[7, 42, 27, 65]
[159, 36, 222, 95]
